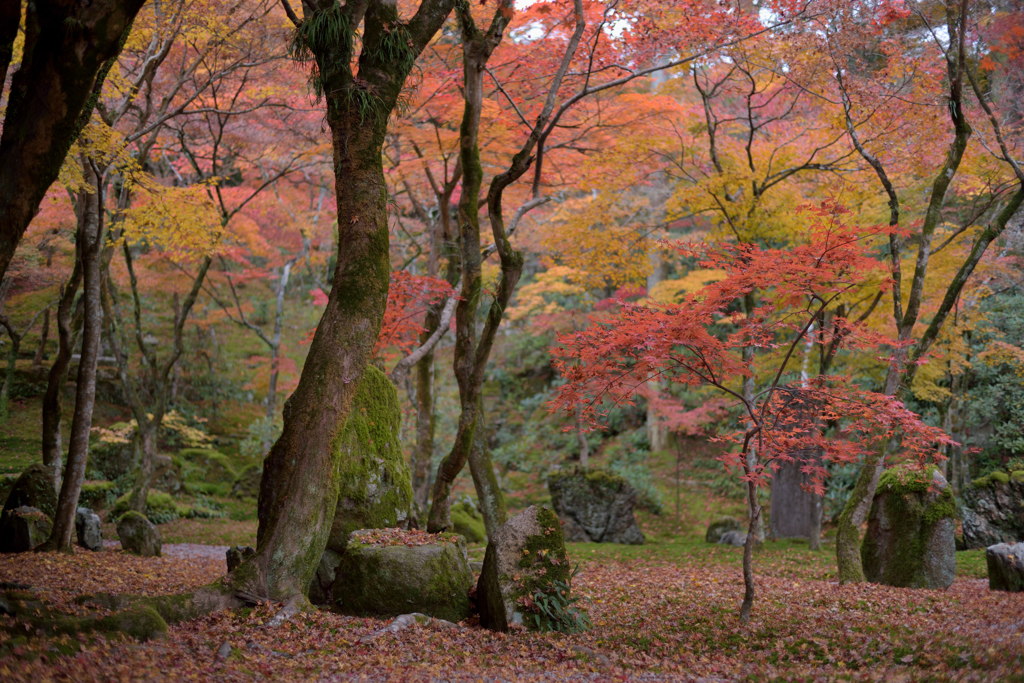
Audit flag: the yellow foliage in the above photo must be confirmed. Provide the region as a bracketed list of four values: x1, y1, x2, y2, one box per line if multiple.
[648, 269, 727, 304]
[508, 266, 587, 321]
[118, 183, 224, 258]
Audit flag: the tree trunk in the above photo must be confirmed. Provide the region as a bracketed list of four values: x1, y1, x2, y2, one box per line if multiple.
[243, 0, 455, 600]
[411, 348, 436, 511]
[45, 163, 105, 551]
[33, 308, 50, 368]
[739, 473, 761, 623]
[769, 449, 824, 546]
[41, 262, 83, 490]
[128, 420, 160, 514]
[467, 403, 506, 537]
[0, 0, 144, 281]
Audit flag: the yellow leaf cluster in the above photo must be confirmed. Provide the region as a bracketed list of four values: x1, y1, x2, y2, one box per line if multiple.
[118, 183, 224, 258]
[508, 266, 587, 322]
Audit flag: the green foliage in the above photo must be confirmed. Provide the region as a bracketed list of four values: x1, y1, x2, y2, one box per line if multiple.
[111, 491, 186, 525]
[79, 481, 117, 510]
[289, 3, 351, 99]
[377, 23, 415, 71]
[238, 415, 280, 460]
[605, 441, 664, 514]
[450, 499, 486, 543]
[523, 564, 591, 633]
[175, 448, 236, 484]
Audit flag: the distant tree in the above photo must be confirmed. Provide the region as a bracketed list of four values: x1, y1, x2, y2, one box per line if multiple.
[552, 204, 950, 621]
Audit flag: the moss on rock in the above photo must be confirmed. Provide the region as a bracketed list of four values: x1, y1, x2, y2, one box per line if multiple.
[1, 464, 57, 518]
[327, 366, 413, 550]
[176, 448, 236, 484]
[862, 466, 956, 589]
[450, 500, 486, 543]
[331, 533, 472, 622]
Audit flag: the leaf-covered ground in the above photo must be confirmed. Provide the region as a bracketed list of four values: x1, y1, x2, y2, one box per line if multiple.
[2, 541, 1021, 681]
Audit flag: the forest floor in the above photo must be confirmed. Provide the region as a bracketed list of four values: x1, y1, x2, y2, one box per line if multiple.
[1, 536, 1020, 681]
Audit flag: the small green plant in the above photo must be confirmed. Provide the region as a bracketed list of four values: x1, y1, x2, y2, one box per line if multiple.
[521, 565, 591, 633]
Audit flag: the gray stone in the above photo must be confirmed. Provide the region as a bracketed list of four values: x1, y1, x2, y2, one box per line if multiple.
[330, 531, 472, 623]
[961, 471, 1024, 549]
[547, 469, 644, 544]
[986, 542, 1024, 592]
[718, 530, 746, 546]
[477, 505, 572, 632]
[862, 467, 956, 589]
[326, 367, 413, 553]
[309, 548, 343, 606]
[705, 517, 741, 544]
[75, 507, 103, 551]
[1, 464, 57, 519]
[117, 511, 162, 557]
[0, 506, 53, 552]
[226, 545, 255, 572]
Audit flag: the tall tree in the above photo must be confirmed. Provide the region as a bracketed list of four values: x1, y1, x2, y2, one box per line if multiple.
[239, 0, 455, 603]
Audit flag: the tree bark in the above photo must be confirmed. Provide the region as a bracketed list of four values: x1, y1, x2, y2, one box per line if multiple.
[45, 162, 106, 551]
[239, 0, 455, 602]
[0, 0, 144, 282]
[41, 261, 83, 489]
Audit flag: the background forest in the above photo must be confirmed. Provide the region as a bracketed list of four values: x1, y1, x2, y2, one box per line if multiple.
[1, 0, 1023, 678]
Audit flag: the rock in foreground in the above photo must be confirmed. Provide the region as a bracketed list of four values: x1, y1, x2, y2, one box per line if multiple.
[117, 511, 162, 557]
[0, 506, 53, 552]
[75, 507, 103, 551]
[986, 542, 1024, 592]
[862, 467, 956, 589]
[477, 505, 577, 632]
[548, 469, 643, 544]
[329, 529, 472, 623]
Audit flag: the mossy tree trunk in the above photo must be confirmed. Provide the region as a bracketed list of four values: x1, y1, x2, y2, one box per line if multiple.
[44, 160, 106, 551]
[0, 0, 144, 282]
[238, 0, 455, 602]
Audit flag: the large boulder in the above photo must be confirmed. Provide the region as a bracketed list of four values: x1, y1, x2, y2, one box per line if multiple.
[117, 511, 162, 557]
[75, 507, 103, 551]
[326, 366, 413, 553]
[0, 506, 53, 552]
[328, 529, 472, 623]
[477, 505, 574, 632]
[961, 470, 1024, 549]
[1, 464, 57, 519]
[547, 468, 644, 545]
[705, 517, 741, 544]
[986, 542, 1024, 592]
[862, 467, 957, 589]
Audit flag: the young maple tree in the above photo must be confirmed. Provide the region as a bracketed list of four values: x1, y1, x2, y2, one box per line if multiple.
[550, 203, 951, 622]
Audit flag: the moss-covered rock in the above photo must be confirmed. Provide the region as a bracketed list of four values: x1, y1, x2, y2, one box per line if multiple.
[176, 448, 236, 484]
[705, 517, 742, 544]
[548, 468, 643, 544]
[231, 464, 262, 499]
[862, 466, 956, 589]
[1, 463, 57, 519]
[0, 506, 53, 553]
[450, 500, 486, 543]
[330, 531, 472, 622]
[117, 510, 162, 557]
[94, 605, 168, 641]
[962, 468, 1024, 549]
[477, 505, 574, 632]
[326, 366, 413, 551]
